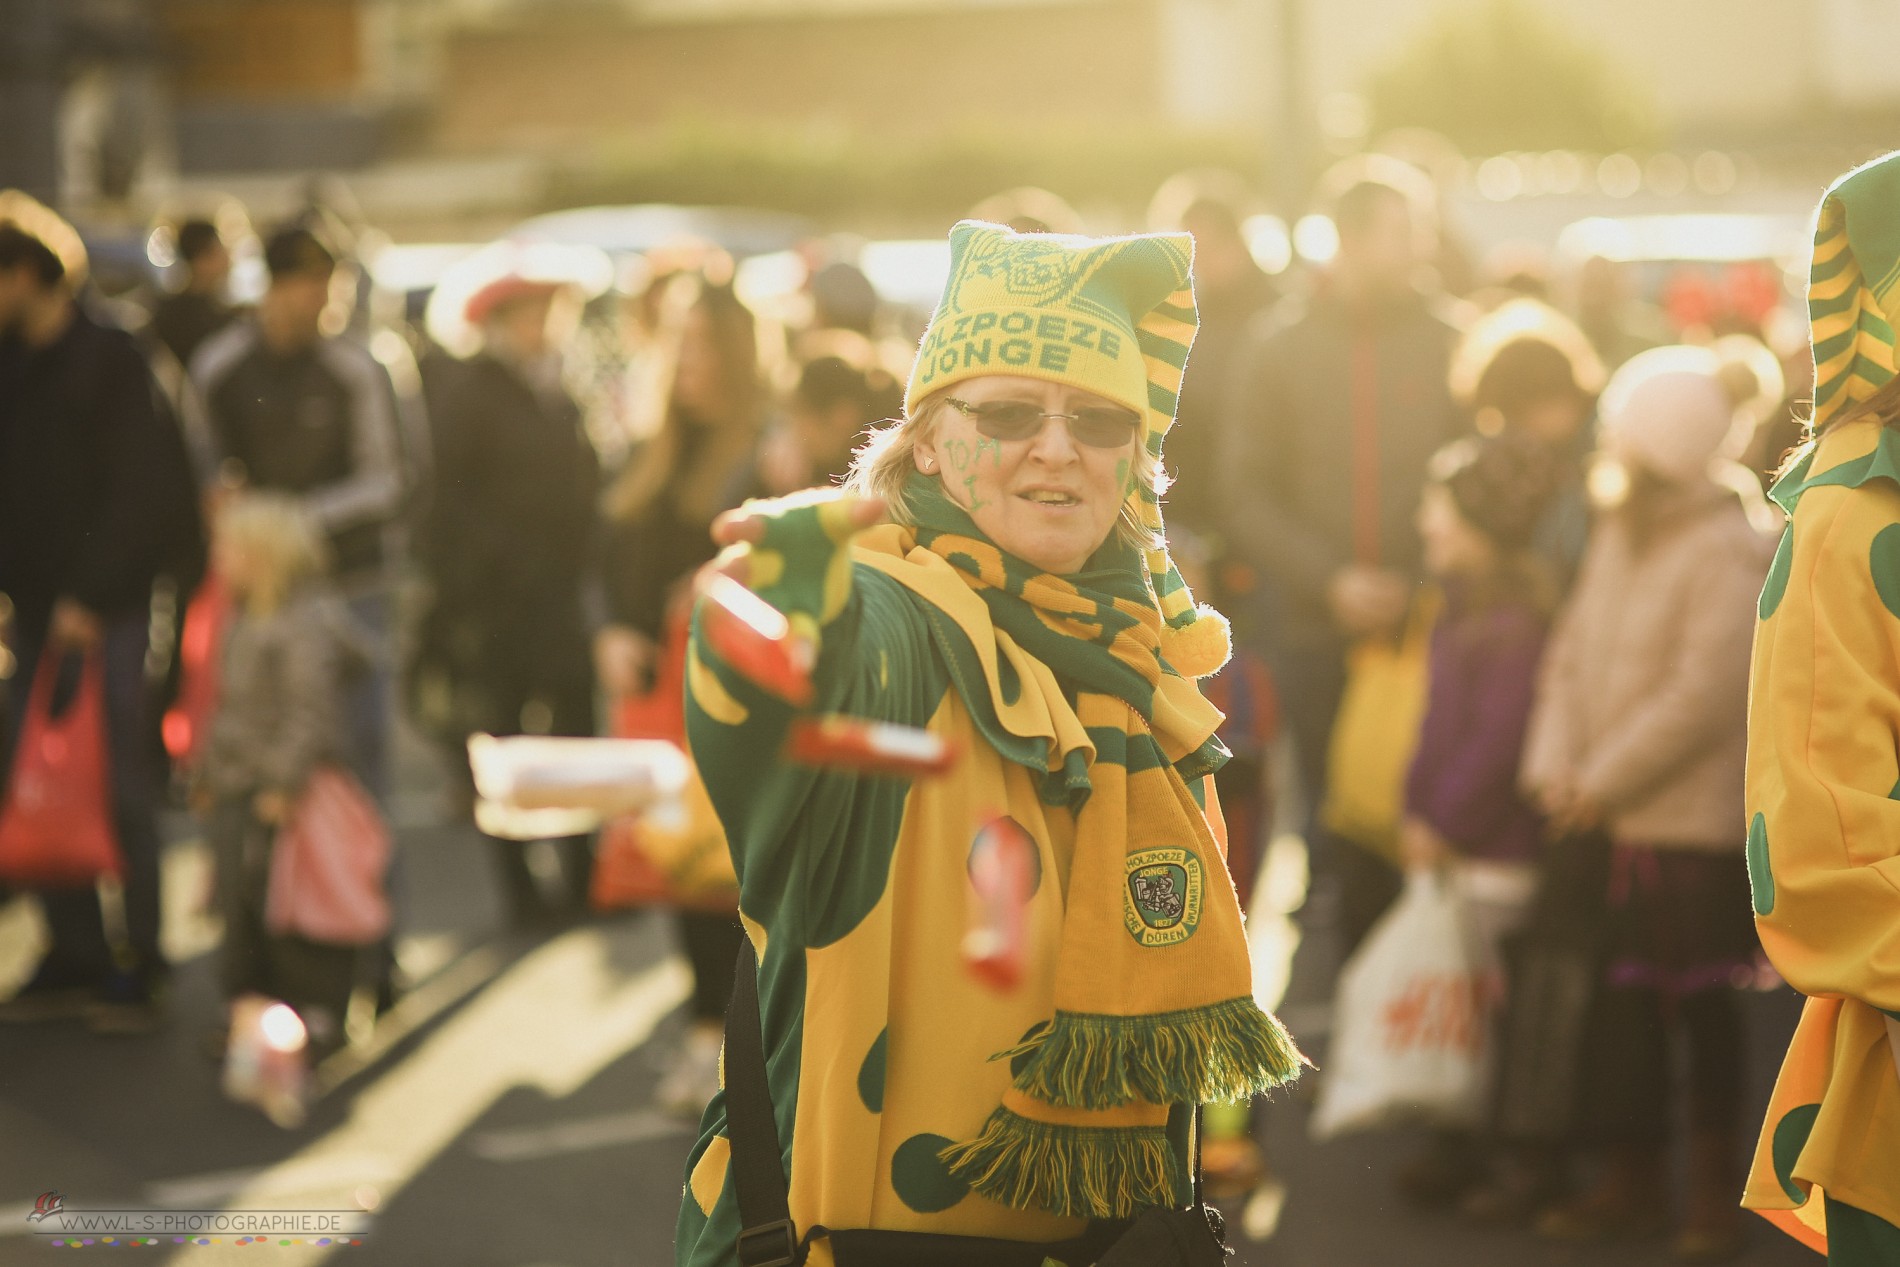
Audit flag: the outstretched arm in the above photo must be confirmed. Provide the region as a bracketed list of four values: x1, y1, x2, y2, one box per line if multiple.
[684, 493, 943, 928]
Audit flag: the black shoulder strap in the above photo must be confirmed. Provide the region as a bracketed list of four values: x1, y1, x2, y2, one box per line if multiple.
[722, 936, 803, 1267]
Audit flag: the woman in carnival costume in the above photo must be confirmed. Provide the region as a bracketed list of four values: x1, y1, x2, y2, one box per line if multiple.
[675, 221, 1303, 1266]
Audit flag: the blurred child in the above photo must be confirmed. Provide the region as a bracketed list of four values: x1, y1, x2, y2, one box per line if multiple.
[1404, 433, 1558, 877]
[199, 494, 381, 1059]
[1520, 347, 1774, 1261]
[1448, 299, 1606, 588]
[1393, 432, 1559, 1207]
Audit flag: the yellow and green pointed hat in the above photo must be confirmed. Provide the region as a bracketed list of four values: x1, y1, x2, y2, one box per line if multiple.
[906, 219, 1230, 677]
[1809, 150, 1900, 427]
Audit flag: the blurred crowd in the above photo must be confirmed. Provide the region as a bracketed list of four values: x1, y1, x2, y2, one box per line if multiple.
[0, 149, 1810, 1260]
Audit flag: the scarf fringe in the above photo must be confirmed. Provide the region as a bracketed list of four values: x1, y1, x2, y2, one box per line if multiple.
[997, 997, 1308, 1110]
[939, 1106, 1187, 1219]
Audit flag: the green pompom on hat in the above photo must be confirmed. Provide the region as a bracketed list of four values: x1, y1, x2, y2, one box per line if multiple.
[906, 219, 1230, 678]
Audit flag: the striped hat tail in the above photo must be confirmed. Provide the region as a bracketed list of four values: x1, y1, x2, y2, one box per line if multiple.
[1810, 151, 1900, 426]
[1136, 281, 1230, 678]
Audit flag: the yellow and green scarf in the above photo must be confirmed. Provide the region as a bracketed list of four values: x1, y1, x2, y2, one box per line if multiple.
[884, 475, 1304, 1217]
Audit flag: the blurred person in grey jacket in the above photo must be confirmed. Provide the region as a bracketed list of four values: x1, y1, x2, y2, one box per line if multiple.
[1149, 170, 1278, 538]
[191, 226, 405, 800]
[1221, 156, 1466, 945]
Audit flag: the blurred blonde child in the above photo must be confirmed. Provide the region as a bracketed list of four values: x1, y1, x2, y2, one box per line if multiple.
[199, 494, 380, 1057]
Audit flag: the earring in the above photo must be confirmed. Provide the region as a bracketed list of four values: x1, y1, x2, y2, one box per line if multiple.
[922, 458, 936, 472]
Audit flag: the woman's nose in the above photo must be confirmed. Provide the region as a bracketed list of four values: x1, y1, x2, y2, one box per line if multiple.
[1026, 416, 1082, 464]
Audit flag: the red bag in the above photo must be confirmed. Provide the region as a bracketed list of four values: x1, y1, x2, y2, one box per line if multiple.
[589, 602, 737, 913]
[266, 765, 392, 945]
[163, 573, 230, 772]
[0, 650, 123, 887]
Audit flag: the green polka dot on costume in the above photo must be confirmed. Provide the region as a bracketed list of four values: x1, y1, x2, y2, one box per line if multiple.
[1759, 525, 1794, 620]
[1873, 525, 1900, 618]
[997, 653, 1022, 706]
[858, 1028, 888, 1113]
[1746, 813, 1775, 916]
[1771, 1104, 1822, 1203]
[1010, 1020, 1052, 1078]
[891, 1134, 970, 1213]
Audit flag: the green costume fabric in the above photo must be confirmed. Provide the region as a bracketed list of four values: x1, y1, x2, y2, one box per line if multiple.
[1824, 1197, 1900, 1267]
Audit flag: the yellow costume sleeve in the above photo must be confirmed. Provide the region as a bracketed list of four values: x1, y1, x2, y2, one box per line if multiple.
[1747, 420, 1900, 1011]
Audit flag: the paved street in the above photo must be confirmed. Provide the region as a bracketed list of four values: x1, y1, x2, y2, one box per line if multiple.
[0, 740, 1819, 1267]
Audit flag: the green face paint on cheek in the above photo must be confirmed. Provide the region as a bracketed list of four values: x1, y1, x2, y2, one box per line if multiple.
[963, 472, 986, 511]
[937, 438, 986, 510]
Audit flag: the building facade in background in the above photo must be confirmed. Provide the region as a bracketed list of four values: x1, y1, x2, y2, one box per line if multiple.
[433, 0, 1168, 151]
[5, 0, 1900, 232]
[146, 0, 1900, 173]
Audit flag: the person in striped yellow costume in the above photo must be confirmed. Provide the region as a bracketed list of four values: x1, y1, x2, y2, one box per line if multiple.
[673, 221, 1303, 1266]
[1743, 151, 1900, 1263]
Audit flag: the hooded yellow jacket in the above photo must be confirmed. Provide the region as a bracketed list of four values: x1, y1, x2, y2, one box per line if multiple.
[1742, 415, 1900, 1248]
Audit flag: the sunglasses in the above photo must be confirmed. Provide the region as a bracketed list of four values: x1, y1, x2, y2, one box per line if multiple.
[944, 397, 1142, 448]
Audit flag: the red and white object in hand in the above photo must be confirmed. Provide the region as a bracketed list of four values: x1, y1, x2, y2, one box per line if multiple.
[963, 816, 1036, 991]
[784, 715, 958, 778]
[697, 571, 816, 707]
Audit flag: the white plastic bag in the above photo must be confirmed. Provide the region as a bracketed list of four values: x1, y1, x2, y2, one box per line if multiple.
[466, 734, 689, 840]
[1310, 869, 1487, 1140]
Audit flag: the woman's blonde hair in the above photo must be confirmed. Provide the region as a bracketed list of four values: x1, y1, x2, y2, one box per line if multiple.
[842, 388, 1165, 552]
[216, 493, 330, 615]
